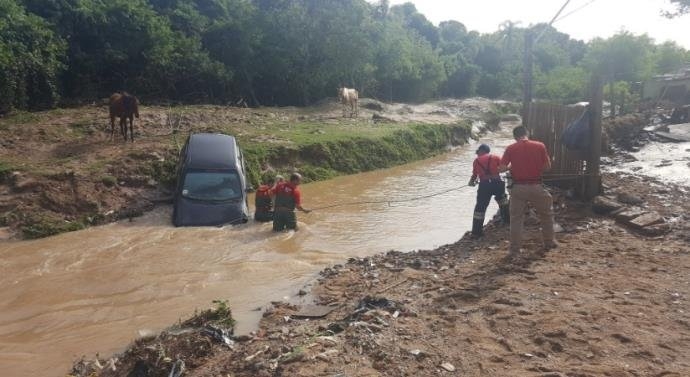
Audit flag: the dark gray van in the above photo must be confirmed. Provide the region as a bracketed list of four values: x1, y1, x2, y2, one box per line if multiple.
[172, 133, 250, 226]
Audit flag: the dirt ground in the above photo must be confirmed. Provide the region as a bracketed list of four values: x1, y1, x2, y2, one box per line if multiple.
[70, 170, 690, 377]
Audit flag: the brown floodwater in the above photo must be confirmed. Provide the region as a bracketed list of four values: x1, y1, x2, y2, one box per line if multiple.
[0, 130, 514, 377]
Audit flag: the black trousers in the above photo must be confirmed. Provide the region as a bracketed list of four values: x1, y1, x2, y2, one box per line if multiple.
[472, 180, 509, 236]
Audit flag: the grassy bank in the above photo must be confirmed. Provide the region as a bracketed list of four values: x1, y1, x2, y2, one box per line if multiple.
[233, 121, 473, 185]
[0, 99, 503, 238]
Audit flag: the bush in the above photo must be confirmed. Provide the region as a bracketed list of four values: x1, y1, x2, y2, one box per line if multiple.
[101, 175, 117, 187]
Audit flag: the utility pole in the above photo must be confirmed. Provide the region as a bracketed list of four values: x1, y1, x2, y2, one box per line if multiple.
[521, 0, 571, 129]
[522, 31, 534, 129]
[586, 74, 603, 199]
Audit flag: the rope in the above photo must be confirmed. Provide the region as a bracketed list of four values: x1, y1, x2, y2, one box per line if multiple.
[310, 184, 473, 211]
[309, 172, 601, 212]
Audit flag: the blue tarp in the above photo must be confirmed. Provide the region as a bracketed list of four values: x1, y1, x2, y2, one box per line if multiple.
[561, 108, 590, 151]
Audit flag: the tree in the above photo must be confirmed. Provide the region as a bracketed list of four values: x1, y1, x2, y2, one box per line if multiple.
[389, 3, 439, 47]
[653, 41, 689, 73]
[374, 17, 444, 102]
[438, 21, 481, 97]
[535, 66, 587, 104]
[664, 0, 690, 17]
[583, 32, 655, 116]
[497, 20, 521, 51]
[0, 0, 65, 111]
[583, 32, 655, 83]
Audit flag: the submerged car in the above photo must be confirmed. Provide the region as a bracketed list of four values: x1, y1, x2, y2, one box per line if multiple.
[172, 133, 250, 226]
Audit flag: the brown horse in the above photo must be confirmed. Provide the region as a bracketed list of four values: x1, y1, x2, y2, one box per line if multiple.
[109, 92, 139, 142]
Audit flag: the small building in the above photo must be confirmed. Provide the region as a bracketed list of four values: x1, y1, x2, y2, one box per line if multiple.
[642, 66, 690, 105]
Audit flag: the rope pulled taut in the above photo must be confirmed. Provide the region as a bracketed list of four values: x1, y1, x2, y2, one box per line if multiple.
[310, 184, 473, 211]
[308, 173, 600, 212]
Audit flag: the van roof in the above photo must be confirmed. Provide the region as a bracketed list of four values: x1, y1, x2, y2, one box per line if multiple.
[185, 133, 239, 170]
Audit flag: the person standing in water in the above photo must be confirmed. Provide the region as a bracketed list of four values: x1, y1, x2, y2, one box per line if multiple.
[273, 173, 311, 231]
[254, 176, 276, 222]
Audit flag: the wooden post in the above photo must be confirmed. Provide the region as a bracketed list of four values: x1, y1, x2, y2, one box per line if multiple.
[522, 32, 534, 130]
[609, 80, 616, 118]
[586, 74, 603, 199]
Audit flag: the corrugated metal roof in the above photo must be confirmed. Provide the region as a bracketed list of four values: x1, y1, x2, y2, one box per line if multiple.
[651, 66, 690, 81]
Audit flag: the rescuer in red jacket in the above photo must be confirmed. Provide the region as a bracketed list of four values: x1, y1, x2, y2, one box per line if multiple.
[469, 143, 509, 238]
[254, 176, 276, 222]
[273, 173, 311, 231]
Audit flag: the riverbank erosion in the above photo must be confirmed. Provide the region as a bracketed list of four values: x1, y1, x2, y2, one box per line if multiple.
[0, 98, 513, 239]
[70, 171, 690, 377]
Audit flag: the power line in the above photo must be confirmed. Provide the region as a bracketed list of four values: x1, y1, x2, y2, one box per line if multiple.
[534, 0, 572, 43]
[554, 0, 600, 23]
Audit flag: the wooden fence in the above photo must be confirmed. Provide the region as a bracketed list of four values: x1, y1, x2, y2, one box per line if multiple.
[525, 102, 587, 193]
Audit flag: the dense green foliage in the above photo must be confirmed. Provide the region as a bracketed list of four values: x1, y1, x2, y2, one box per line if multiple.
[0, 0, 65, 112]
[2, 0, 689, 111]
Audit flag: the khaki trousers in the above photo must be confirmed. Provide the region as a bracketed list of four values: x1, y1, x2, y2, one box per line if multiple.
[509, 184, 555, 253]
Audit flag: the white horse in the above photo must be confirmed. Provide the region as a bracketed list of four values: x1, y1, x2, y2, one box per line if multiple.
[338, 87, 358, 118]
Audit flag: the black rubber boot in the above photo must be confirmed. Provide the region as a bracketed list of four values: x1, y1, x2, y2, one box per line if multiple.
[500, 204, 510, 225]
[471, 218, 484, 238]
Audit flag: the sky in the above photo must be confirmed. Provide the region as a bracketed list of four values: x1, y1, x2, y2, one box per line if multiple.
[388, 0, 690, 48]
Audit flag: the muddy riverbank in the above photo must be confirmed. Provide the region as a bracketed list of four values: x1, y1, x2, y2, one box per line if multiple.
[69, 169, 690, 377]
[0, 98, 512, 239]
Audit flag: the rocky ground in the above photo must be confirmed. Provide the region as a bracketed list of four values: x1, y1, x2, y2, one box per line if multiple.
[70, 170, 690, 377]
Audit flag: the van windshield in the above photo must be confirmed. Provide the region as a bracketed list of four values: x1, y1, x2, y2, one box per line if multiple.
[181, 170, 242, 201]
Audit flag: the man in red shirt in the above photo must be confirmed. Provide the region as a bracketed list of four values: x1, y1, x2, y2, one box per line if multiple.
[498, 126, 557, 255]
[468, 143, 509, 238]
[273, 172, 311, 231]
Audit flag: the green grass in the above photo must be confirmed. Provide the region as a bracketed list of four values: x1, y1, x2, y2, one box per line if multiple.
[145, 118, 474, 189]
[0, 161, 14, 182]
[0, 111, 40, 126]
[21, 217, 88, 239]
[67, 121, 97, 136]
[101, 175, 117, 187]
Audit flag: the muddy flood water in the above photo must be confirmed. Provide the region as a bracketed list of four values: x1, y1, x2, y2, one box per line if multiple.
[0, 129, 516, 376]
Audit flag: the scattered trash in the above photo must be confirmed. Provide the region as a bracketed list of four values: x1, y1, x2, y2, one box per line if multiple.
[167, 359, 184, 377]
[244, 345, 269, 362]
[292, 304, 335, 319]
[409, 349, 423, 356]
[201, 324, 234, 348]
[440, 362, 456, 371]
